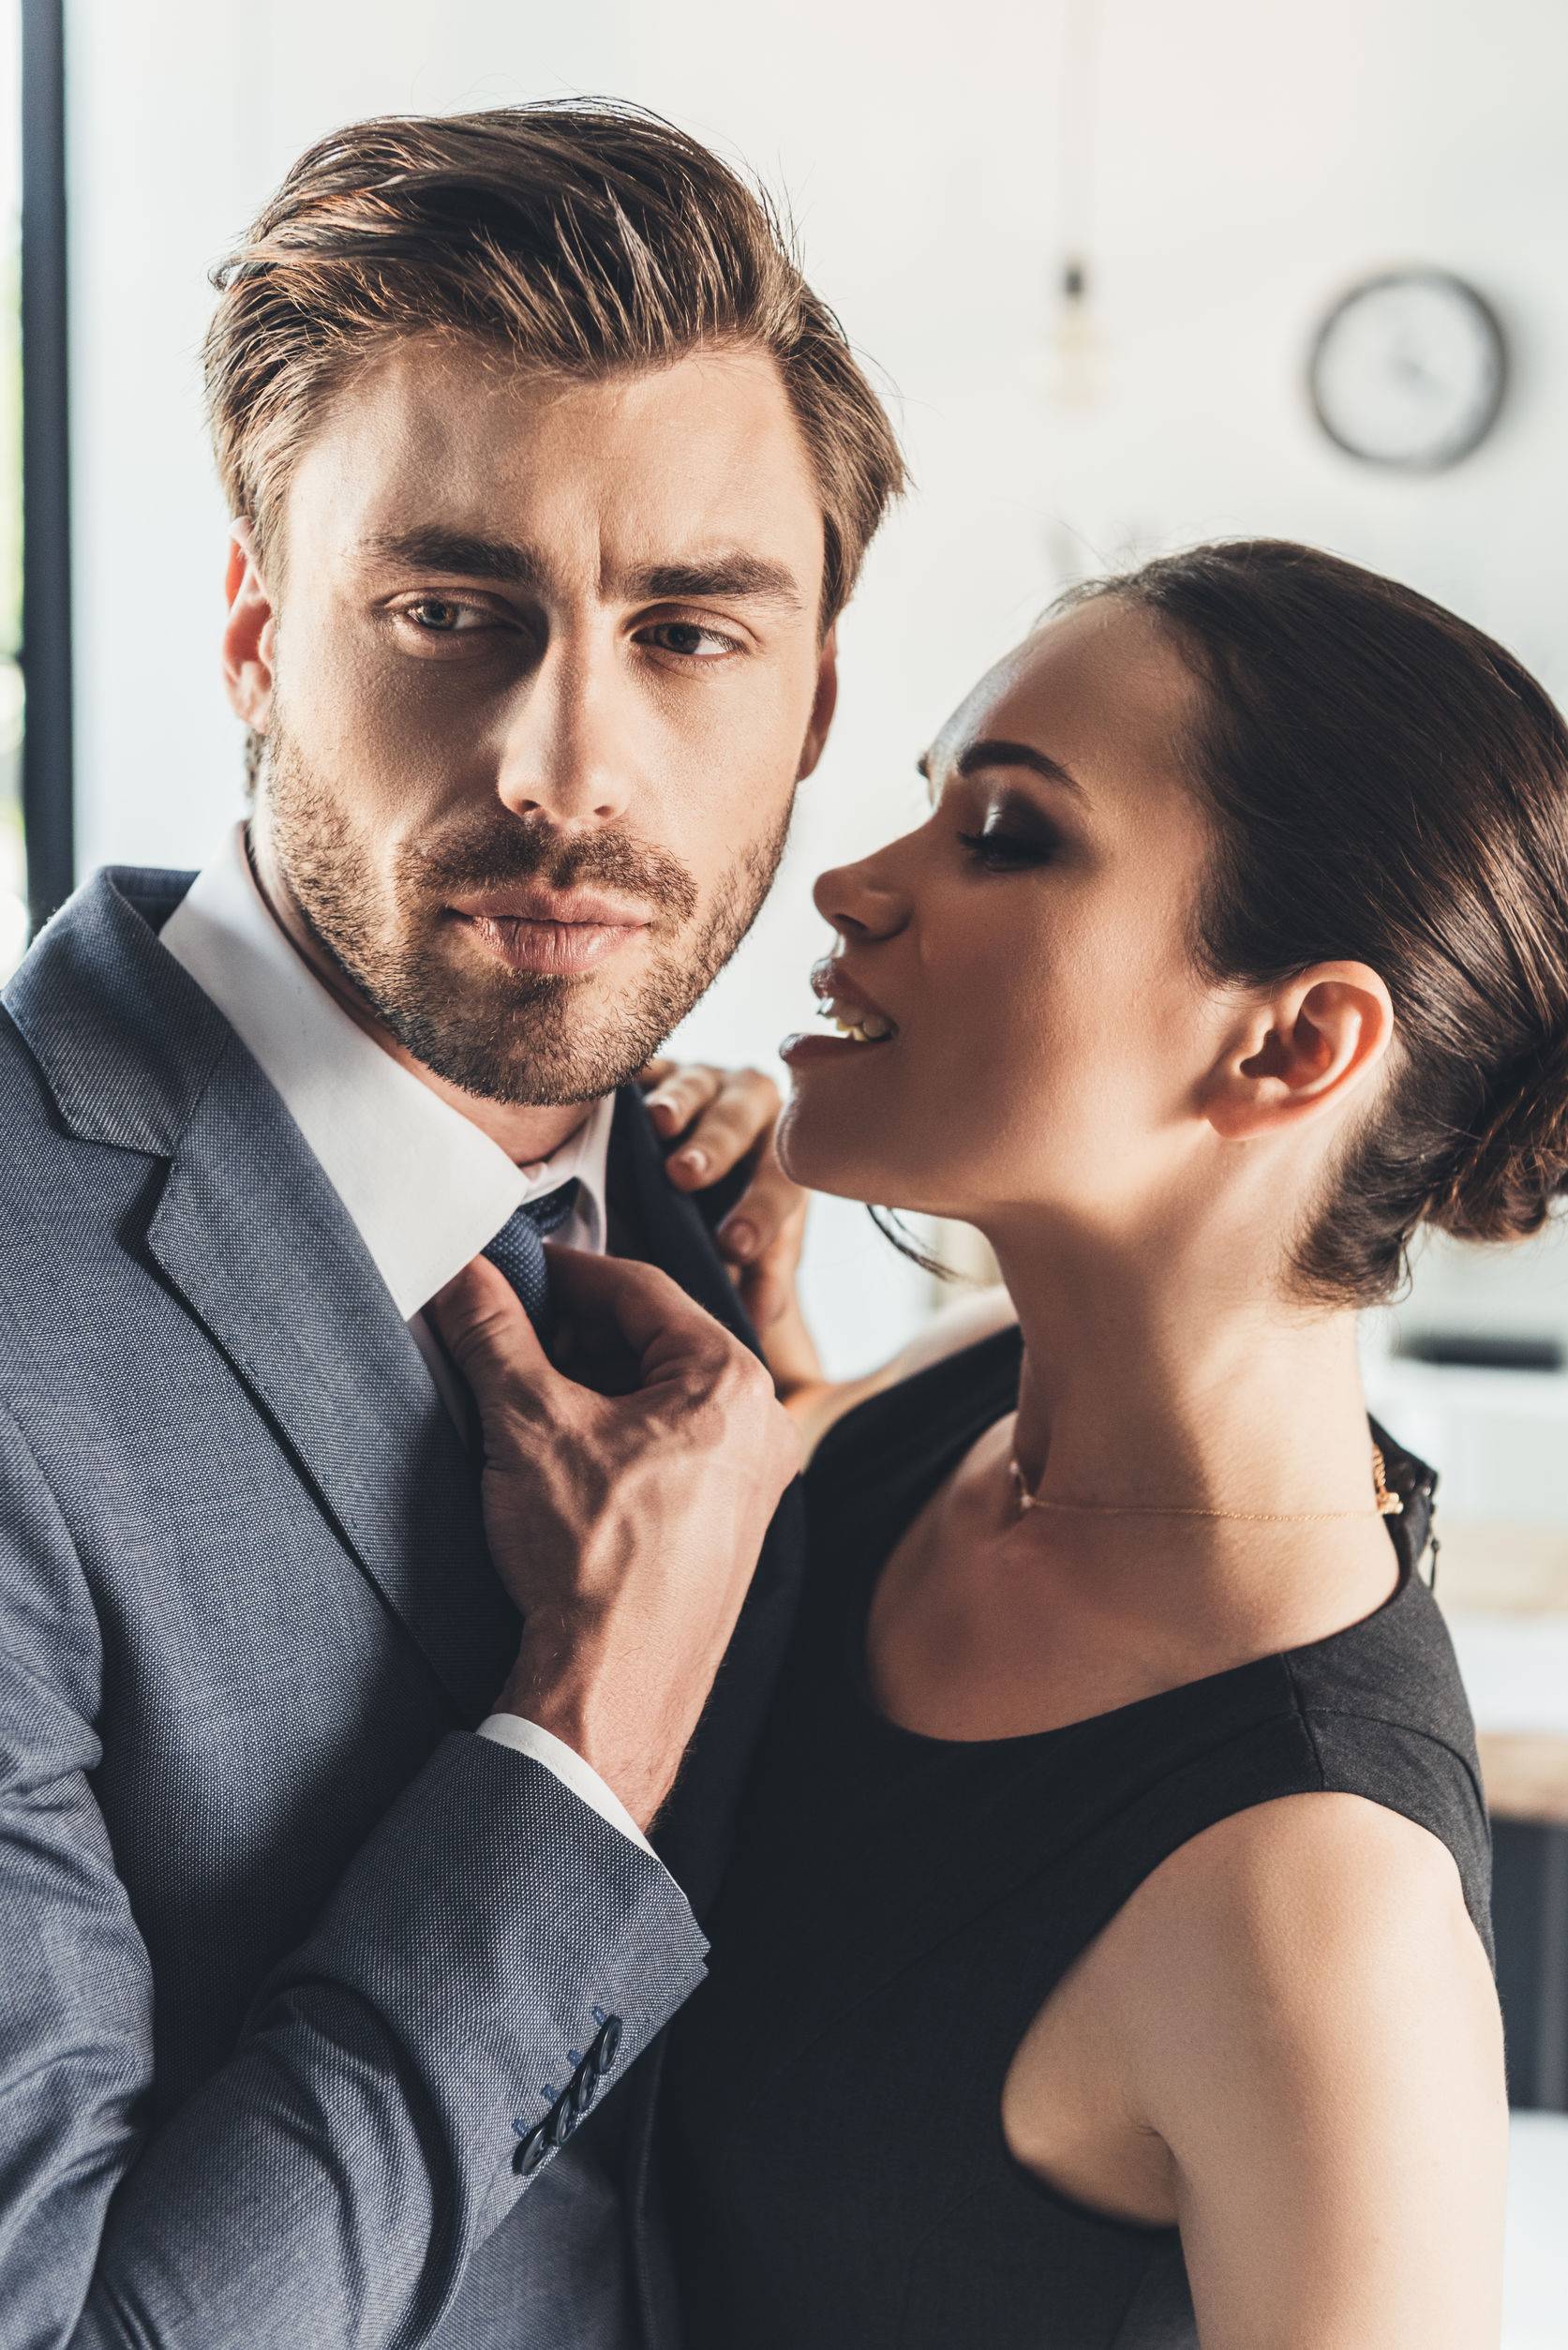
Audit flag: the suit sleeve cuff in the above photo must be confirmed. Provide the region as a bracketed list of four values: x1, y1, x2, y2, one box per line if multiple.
[476, 1714, 671, 1877]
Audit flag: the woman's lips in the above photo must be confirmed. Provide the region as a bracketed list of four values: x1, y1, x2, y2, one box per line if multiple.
[809, 960, 898, 1037]
[454, 910, 649, 976]
[784, 1029, 884, 1067]
[780, 1027, 897, 1070]
[782, 976, 901, 1069]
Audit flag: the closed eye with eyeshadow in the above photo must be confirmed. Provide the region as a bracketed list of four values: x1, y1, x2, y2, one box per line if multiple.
[955, 801, 1060, 871]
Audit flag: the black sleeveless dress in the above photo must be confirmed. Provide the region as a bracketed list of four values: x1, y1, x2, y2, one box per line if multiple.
[662, 1324, 1492, 2350]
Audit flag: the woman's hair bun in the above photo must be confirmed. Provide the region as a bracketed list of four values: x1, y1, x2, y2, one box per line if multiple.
[1056, 539, 1568, 1305]
[1425, 1025, 1568, 1246]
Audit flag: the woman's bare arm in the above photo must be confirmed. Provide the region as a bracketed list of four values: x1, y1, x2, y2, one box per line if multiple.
[1106, 1793, 1507, 2349]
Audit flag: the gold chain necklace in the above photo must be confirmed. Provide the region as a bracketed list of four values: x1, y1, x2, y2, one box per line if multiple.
[1007, 1440, 1403, 1523]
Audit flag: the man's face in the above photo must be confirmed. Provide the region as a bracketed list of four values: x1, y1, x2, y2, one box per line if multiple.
[237, 337, 837, 1105]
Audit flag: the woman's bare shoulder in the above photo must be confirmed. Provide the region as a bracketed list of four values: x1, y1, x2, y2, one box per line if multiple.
[1100, 1791, 1501, 2154]
[1122, 1791, 1486, 2014]
[1033, 1792, 1507, 2345]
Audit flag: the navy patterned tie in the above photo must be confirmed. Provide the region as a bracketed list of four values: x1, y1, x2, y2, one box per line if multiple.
[482, 1181, 580, 1340]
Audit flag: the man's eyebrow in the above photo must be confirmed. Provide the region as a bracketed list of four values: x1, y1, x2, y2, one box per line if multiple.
[357, 531, 805, 612]
[359, 527, 546, 590]
[920, 738, 1087, 800]
[623, 556, 805, 610]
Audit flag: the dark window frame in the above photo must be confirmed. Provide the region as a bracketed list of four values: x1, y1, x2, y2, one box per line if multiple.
[19, 0, 72, 934]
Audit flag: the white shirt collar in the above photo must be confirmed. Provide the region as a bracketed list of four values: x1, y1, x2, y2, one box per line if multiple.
[157, 821, 614, 1319]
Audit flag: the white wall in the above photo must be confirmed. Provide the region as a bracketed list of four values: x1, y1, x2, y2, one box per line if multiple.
[63, 0, 1568, 1372]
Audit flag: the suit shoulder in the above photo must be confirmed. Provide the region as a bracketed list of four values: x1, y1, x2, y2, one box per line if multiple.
[0, 1004, 80, 1181]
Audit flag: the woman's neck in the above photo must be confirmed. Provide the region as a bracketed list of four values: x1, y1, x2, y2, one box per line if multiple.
[990, 1213, 1381, 1528]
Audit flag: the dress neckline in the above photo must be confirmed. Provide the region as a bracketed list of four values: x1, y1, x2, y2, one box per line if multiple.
[834, 1324, 1423, 1755]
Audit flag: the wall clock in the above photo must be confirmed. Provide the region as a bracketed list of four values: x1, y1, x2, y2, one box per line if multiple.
[1307, 269, 1507, 471]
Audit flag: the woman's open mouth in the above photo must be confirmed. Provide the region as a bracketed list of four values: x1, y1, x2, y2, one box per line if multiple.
[815, 995, 897, 1044]
[783, 959, 902, 1067]
[780, 992, 900, 1069]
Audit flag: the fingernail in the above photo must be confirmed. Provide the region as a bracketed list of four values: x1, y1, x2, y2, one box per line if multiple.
[724, 1220, 756, 1259]
[674, 1147, 709, 1177]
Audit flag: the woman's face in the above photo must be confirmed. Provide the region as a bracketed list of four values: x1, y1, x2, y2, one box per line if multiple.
[778, 596, 1236, 1235]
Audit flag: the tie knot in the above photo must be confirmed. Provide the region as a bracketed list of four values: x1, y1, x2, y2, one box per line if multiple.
[517, 1179, 579, 1239]
[482, 1181, 578, 1336]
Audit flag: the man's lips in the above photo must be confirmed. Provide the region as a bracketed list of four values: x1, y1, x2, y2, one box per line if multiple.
[449, 892, 652, 977]
[453, 887, 653, 928]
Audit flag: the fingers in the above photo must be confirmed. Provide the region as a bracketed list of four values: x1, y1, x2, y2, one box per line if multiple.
[649, 1063, 784, 1187]
[632, 1055, 676, 1105]
[545, 1245, 736, 1376]
[714, 1135, 808, 1271]
[428, 1255, 553, 1400]
[735, 1197, 809, 1331]
[638, 1060, 724, 1145]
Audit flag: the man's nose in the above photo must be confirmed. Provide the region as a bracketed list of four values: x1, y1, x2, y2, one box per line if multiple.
[494, 636, 633, 827]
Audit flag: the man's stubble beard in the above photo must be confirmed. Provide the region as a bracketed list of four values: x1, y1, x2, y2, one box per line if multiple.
[260, 718, 793, 1107]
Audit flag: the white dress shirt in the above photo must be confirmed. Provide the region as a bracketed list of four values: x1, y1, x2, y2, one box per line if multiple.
[157, 821, 658, 1862]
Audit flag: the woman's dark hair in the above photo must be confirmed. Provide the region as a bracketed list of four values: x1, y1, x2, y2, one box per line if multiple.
[1054, 538, 1568, 1307]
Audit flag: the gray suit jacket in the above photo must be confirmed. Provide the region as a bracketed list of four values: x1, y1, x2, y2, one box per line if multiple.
[0, 865, 805, 2350]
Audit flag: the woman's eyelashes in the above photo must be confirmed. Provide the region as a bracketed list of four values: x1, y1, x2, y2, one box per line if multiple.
[954, 813, 1058, 870]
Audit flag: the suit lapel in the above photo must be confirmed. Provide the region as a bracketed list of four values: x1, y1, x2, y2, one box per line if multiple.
[7, 867, 512, 1725]
[606, 1084, 807, 1919]
[606, 1085, 808, 2289]
[606, 1081, 760, 1349]
[8, 874, 804, 1841]
[143, 1040, 511, 1722]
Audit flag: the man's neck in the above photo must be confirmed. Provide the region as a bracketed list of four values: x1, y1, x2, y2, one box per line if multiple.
[244, 821, 600, 1168]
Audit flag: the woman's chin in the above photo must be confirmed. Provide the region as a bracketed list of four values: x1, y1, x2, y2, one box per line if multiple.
[775, 1103, 847, 1195]
[776, 1093, 921, 1210]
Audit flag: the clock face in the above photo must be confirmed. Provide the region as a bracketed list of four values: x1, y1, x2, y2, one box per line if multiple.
[1308, 270, 1507, 470]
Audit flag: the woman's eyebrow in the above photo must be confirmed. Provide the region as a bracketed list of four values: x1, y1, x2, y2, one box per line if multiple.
[918, 740, 1088, 801]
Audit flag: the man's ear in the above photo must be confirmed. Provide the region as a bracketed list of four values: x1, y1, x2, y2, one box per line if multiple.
[220, 517, 276, 731]
[1203, 965, 1396, 1143]
[796, 623, 840, 781]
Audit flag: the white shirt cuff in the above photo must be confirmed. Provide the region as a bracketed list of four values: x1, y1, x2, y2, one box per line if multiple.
[476, 1713, 670, 1874]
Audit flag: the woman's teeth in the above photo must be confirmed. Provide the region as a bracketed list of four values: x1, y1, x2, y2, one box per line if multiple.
[816, 996, 897, 1043]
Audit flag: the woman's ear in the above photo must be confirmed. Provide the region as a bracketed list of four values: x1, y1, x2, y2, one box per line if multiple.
[1203, 964, 1396, 1143]
[220, 518, 277, 731]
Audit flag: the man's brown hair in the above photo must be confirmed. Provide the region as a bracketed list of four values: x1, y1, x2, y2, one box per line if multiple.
[202, 99, 904, 623]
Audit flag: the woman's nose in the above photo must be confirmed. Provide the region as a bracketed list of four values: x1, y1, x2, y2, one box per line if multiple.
[813, 853, 909, 941]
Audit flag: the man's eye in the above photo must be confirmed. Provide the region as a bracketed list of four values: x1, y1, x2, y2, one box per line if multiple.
[640, 621, 741, 661]
[401, 598, 485, 634]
